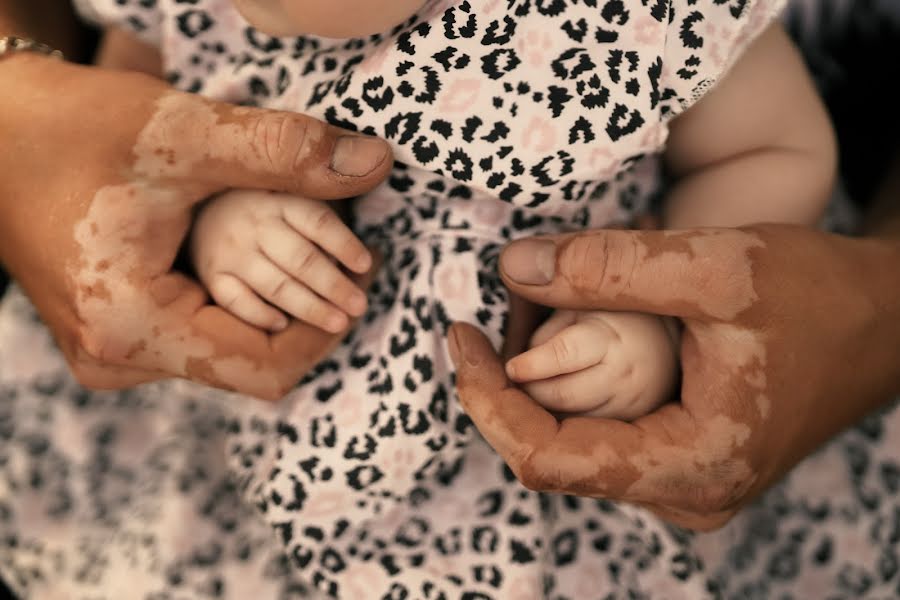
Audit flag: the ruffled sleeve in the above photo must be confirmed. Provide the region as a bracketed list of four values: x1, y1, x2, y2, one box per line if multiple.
[657, 0, 788, 121]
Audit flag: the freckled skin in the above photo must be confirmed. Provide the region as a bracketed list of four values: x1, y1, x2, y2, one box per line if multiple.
[450, 225, 900, 531]
[0, 55, 391, 398]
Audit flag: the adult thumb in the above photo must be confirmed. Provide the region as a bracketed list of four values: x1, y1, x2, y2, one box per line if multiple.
[136, 92, 393, 199]
[497, 228, 765, 322]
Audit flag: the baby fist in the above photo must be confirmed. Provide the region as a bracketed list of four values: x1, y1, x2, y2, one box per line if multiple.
[506, 310, 679, 420]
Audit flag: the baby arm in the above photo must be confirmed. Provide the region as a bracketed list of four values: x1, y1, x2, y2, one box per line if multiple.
[95, 28, 164, 78]
[507, 25, 836, 420]
[662, 25, 836, 228]
[191, 190, 372, 333]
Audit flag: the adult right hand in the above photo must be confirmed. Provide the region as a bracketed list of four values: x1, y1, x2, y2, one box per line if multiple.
[451, 224, 900, 530]
[0, 54, 392, 400]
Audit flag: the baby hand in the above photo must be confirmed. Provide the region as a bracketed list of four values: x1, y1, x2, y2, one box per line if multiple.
[191, 190, 372, 333]
[505, 310, 679, 420]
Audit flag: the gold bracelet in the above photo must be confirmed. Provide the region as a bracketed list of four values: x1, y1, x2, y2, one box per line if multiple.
[0, 36, 65, 61]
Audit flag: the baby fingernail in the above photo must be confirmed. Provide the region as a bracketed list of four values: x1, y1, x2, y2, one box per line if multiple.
[356, 252, 373, 272]
[272, 315, 289, 331]
[448, 324, 480, 369]
[326, 313, 348, 333]
[505, 361, 518, 380]
[348, 292, 368, 315]
[501, 239, 556, 286]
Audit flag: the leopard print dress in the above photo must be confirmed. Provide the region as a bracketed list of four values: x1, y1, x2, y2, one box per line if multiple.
[3, 1, 897, 598]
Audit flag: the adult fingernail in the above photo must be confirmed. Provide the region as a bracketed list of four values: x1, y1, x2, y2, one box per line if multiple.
[501, 239, 556, 285]
[331, 136, 389, 177]
[448, 325, 480, 368]
[448, 326, 463, 366]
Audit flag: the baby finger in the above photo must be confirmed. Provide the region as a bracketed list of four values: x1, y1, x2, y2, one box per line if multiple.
[507, 322, 609, 382]
[281, 197, 372, 273]
[258, 221, 368, 317]
[208, 272, 288, 331]
[239, 257, 349, 333]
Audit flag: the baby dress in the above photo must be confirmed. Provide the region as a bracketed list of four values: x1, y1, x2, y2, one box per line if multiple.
[1, 0, 787, 598]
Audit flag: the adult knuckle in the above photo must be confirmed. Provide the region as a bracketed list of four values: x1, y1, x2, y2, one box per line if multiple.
[563, 232, 635, 298]
[251, 113, 310, 173]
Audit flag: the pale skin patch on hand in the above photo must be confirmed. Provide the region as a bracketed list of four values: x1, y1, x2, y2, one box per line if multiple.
[198, 355, 262, 392]
[695, 322, 771, 420]
[556, 229, 766, 322]
[523, 435, 637, 497]
[132, 93, 220, 179]
[518, 411, 755, 507]
[70, 180, 271, 395]
[80, 280, 112, 303]
[648, 230, 763, 321]
[622, 414, 755, 507]
[132, 92, 325, 181]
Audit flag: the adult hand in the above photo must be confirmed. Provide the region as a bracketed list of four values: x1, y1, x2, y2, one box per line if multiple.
[450, 225, 900, 530]
[0, 55, 392, 400]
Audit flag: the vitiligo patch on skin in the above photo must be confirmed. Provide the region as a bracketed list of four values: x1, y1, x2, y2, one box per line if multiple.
[622, 414, 755, 506]
[452, 217, 778, 518]
[502, 405, 755, 509]
[65, 93, 309, 397]
[72, 183, 207, 370]
[132, 92, 323, 181]
[553, 229, 765, 322]
[71, 180, 276, 395]
[697, 322, 771, 420]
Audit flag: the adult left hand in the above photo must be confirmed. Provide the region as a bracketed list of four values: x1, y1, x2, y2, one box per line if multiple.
[449, 225, 900, 530]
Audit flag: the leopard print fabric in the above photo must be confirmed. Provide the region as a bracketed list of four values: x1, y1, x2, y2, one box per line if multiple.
[17, 2, 899, 599]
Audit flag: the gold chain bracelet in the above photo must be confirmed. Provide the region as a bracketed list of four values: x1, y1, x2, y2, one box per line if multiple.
[0, 36, 65, 61]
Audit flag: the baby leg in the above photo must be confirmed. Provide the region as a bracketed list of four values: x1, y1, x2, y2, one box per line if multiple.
[506, 310, 679, 420]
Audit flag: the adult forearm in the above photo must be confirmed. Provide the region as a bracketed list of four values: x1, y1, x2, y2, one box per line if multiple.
[0, 0, 89, 60]
[851, 235, 900, 411]
[861, 151, 900, 398]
